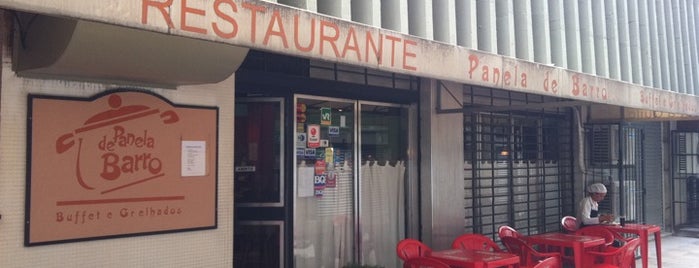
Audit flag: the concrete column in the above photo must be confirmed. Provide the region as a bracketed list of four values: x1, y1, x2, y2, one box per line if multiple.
[514, 0, 534, 61]
[477, 0, 497, 53]
[564, 0, 581, 71]
[665, 0, 679, 92]
[419, 79, 464, 249]
[679, 0, 695, 95]
[618, 0, 632, 82]
[578, 0, 596, 75]
[307, 0, 318, 11]
[408, 0, 433, 39]
[318, 0, 351, 19]
[655, 0, 671, 90]
[433, 0, 457, 44]
[496, 0, 515, 57]
[690, 1, 699, 95]
[591, 0, 608, 77]
[628, 0, 643, 84]
[672, 0, 687, 93]
[351, 0, 381, 27]
[531, 0, 551, 64]
[548, 0, 567, 67]
[638, 0, 653, 86]
[646, 0, 662, 88]
[381, 0, 409, 34]
[605, 0, 621, 80]
[455, 0, 478, 48]
[279, 0, 317, 11]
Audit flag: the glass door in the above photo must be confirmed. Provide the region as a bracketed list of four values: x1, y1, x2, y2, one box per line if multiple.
[358, 101, 410, 267]
[234, 98, 284, 268]
[293, 95, 356, 267]
[293, 95, 413, 267]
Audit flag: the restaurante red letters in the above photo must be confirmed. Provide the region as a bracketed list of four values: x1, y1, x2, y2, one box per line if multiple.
[141, 0, 418, 71]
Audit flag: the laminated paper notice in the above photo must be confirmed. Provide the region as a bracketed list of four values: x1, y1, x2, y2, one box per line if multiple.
[297, 166, 314, 197]
[182, 140, 206, 177]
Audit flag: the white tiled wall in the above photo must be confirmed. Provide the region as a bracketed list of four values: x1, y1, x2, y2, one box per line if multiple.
[0, 40, 235, 267]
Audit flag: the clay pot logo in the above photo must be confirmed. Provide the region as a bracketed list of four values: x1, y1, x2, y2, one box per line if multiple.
[54, 94, 179, 193]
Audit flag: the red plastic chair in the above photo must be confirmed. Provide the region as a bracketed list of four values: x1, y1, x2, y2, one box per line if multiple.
[561, 216, 579, 233]
[498, 225, 523, 240]
[571, 225, 619, 264]
[584, 238, 641, 268]
[396, 238, 433, 262]
[575, 225, 617, 247]
[532, 256, 562, 268]
[402, 256, 451, 268]
[578, 225, 633, 249]
[451, 233, 503, 252]
[500, 236, 560, 268]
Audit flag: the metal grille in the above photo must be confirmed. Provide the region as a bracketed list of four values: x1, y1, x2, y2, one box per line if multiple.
[590, 125, 617, 166]
[671, 132, 699, 232]
[463, 87, 575, 240]
[585, 124, 645, 223]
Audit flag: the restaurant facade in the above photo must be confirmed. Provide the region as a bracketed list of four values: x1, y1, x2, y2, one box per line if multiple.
[0, 0, 698, 267]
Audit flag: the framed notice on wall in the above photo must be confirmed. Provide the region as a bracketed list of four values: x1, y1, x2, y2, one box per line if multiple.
[25, 89, 218, 246]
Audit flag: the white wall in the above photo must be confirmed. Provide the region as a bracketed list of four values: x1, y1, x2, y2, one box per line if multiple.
[0, 38, 235, 267]
[419, 79, 465, 249]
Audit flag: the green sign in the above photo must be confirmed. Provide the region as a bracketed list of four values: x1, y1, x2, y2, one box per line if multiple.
[320, 107, 331, 125]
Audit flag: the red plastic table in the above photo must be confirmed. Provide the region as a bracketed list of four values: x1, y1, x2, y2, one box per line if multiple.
[602, 223, 662, 268]
[525, 232, 605, 268]
[428, 248, 520, 268]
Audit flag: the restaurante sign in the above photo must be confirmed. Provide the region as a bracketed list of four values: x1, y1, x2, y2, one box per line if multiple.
[26, 90, 218, 245]
[137, 0, 697, 115]
[0, 0, 697, 115]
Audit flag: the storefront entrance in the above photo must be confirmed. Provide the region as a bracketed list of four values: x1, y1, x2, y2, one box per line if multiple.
[234, 95, 415, 267]
[585, 124, 645, 224]
[672, 131, 699, 236]
[234, 98, 285, 267]
[293, 95, 413, 267]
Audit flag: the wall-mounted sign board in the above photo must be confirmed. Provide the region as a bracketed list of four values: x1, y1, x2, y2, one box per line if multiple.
[25, 89, 218, 246]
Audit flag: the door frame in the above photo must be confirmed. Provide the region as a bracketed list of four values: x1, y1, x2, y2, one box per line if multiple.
[236, 97, 285, 208]
[234, 97, 287, 268]
[291, 95, 419, 266]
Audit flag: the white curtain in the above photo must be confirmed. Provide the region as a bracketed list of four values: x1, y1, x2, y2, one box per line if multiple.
[294, 163, 354, 268]
[360, 161, 405, 268]
[294, 161, 405, 268]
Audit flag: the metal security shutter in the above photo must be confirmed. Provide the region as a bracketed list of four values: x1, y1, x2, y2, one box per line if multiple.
[636, 122, 662, 226]
[463, 87, 575, 240]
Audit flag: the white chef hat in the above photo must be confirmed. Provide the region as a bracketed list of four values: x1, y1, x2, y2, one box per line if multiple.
[588, 183, 607, 193]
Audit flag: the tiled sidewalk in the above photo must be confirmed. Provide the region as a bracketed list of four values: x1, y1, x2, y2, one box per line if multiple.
[637, 233, 699, 268]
